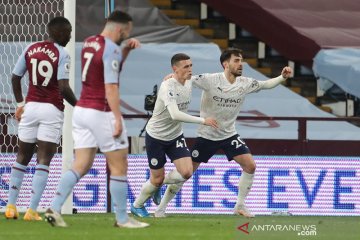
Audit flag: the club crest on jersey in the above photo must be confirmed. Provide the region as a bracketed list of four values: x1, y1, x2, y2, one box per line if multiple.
[192, 150, 199, 158]
[238, 87, 244, 94]
[150, 158, 158, 166]
[111, 60, 119, 71]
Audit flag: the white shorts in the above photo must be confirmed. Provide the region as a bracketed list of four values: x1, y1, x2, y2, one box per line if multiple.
[72, 106, 129, 152]
[18, 102, 64, 144]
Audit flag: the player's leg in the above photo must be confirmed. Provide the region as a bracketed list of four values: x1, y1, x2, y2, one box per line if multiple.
[26, 103, 64, 220]
[5, 140, 36, 219]
[132, 167, 165, 218]
[53, 148, 96, 212]
[152, 135, 192, 215]
[45, 107, 97, 227]
[100, 113, 148, 227]
[106, 149, 149, 228]
[131, 132, 166, 217]
[163, 135, 193, 185]
[223, 134, 255, 217]
[233, 154, 255, 217]
[106, 148, 149, 228]
[155, 137, 215, 217]
[45, 147, 96, 227]
[25, 140, 57, 221]
[153, 163, 204, 218]
[105, 149, 129, 223]
[6, 103, 38, 220]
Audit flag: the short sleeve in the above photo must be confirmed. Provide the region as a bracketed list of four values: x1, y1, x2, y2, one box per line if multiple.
[57, 47, 70, 80]
[244, 77, 261, 94]
[103, 40, 121, 84]
[192, 73, 212, 91]
[162, 80, 177, 107]
[12, 45, 30, 77]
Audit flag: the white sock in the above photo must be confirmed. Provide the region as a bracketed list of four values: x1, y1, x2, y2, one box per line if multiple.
[235, 172, 254, 208]
[163, 169, 186, 184]
[156, 182, 184, 212]
[133, 180, 158, 208]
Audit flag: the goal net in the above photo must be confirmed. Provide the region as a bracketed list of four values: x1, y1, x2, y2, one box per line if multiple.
[0, 0, 64, 153]
[0, 0, 65, 212]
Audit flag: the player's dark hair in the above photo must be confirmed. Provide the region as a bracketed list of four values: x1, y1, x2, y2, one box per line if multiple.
[220, 48, 242, 66]
[107, 10, 133, 24]
[47, 16, 71, 30]
[171, 53, 190, 66]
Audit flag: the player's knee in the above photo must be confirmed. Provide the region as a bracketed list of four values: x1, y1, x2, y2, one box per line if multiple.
[16, 154, 32, 166]
[151, 175, 165, 187]
[181, 170, 193, 180]
[247, 162, 256, 174]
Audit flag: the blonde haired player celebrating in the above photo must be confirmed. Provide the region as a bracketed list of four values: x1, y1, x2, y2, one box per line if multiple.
[45, 10, 148, 228]
[154, 48, 293, 218]
[131, 53, 218, 218]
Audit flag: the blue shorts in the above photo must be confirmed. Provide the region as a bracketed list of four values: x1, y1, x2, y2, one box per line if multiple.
[191, 134, 251, 163]
[145, 132, 191, 169]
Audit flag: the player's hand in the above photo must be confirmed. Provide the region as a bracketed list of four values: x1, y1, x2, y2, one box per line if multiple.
[113, 118, 123, 138]
[281, 66, 293, 79]
[124, 38, 140, 50]
[204, 117, 218, 128]
[163, 73, 174, 81]
[15, 106, 24, 121]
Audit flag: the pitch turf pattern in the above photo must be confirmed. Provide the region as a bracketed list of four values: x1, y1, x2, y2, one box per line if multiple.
[1, 214, 359, 240]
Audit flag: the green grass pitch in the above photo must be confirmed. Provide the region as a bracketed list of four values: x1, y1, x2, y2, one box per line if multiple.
[1, 214, 359, 240]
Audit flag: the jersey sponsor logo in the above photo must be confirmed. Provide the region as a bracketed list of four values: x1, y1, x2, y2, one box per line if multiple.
[150, 158, 158, 166]
[192, 150, 199, 158]
[213, 96, 242, 104]
[27, 46, 58, 62]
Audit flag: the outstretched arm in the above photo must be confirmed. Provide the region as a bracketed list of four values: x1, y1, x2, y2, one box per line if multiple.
[260, 66, 293, 89]
[167, 102, 218, 128]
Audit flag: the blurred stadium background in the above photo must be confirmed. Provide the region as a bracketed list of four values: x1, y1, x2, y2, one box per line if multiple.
[1, 0, 360, 239]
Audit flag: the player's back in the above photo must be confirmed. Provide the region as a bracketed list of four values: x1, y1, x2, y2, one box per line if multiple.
[77, 35, 121, 112]
[22, 41, 65, 111]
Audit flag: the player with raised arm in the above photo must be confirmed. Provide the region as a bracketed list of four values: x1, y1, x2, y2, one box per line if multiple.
[5, 17, 77, 221]
[44, 10, 148, 228]
[131, 53, 218, 218]
[154, 48, 293, 218]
